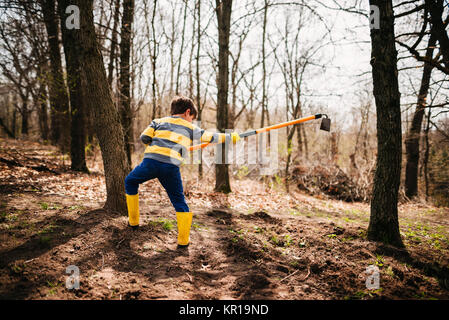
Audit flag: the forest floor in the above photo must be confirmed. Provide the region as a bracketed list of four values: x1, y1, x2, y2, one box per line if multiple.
[0, 137, 449, 300]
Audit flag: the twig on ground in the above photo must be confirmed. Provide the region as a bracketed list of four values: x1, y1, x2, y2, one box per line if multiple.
[116, 238, 125, 248]
[301, 267, 311, 281]
[279, 269, 299, 283]
[279, 267, 311, 283]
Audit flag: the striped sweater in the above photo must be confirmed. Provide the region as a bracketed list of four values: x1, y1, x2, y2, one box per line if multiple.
[140, 116, 228, 166]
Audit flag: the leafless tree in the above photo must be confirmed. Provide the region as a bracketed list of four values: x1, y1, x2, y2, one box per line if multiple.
[0, 2, 47, 138]
[40, 0, 71, 152]
[66, 0, 130, 213]
[368, 0, 404, 248]
[119, 0, 135, 166]
[215, 0, 233, 193]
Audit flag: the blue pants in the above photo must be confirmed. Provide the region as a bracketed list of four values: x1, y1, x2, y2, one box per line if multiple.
[125, 158, 190, 212]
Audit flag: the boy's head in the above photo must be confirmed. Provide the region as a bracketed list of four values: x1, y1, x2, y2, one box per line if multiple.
[171, 96, 198, 122]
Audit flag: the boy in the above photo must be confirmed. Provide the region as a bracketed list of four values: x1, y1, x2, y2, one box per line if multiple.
[124, 96, 240, 247]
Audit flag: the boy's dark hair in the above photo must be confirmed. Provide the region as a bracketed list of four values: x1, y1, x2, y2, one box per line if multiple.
[170, 96, 198, 119]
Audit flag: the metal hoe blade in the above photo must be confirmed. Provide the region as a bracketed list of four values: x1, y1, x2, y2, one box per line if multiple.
[320, 118, 331, 132]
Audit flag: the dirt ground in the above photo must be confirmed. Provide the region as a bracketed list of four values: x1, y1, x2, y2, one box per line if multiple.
[1, 137, 449, 300]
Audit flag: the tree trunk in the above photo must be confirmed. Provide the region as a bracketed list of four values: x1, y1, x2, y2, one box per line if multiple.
[37, 82, 49, 141]
[67, 66, 88, 173]
[188, 0, 196, 99]
[41, 0, 70, 152]
[296, 123, 303, 154]
[20, 100, 29, 135]
[12, 107, 17, 138]
[404, 34, 436, 198]
[195, 0, 203, 179]
[119, 0, 135, 166]
[423, 108, 431, 199]
[59, 0, 88, 173]
[367, 0, 404, 248]
[196, 109, 204, 178]
[150, 0, 158, 120]
[168, 3, 175, 97]
[260, 0, 268, 128]
[301, 124, 308, 160]
[0, 117, 14, 138]
[65, 0, 130, 213]
[175, 0, 188, 95]
[285, 126, 296, 193]
[214, 0, 232, 193]
[426, 0, 449, 69]
[108, 0, 121, 86]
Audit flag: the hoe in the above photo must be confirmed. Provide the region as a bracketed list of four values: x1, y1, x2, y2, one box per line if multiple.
[188, 113, 331, 152]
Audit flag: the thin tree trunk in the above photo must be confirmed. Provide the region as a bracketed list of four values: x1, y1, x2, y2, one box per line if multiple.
[37, 81, 49, 141]
[119, 0, 135, 166]
[41, 0, 70, 152]
[20, 99, 29, 135]
[296, 123, 303, 154]
[215, 0, 232, 193]
[367, 0, 404, 248]
[12, 106, 17, 138]
[108, 0, 121, 86]
[285, 126, 296, 193]
[168, 3, 175, 97]
[404, 34, 436, 198]
[65, 0, 130, 213]
[260, 0, 268, 128]
[188, 0, 197, 99]
[301, 124, 308, 160]
[59, 0, 88, 173]
[423, 108, 431, 200]
[196, 0, 203, 179]
[150, 0, 158, 120]
[175, 0, 188, 95]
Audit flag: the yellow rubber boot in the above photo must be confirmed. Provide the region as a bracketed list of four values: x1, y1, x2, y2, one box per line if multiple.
[176, 212, 193, 246]
[126, 194, 139, 228]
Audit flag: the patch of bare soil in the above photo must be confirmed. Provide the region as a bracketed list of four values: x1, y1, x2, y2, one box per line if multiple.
[0, 138, 448, 300]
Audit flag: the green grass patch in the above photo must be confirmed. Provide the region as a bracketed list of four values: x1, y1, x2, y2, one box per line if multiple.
[162, 220, 174, 231]
[2, 212, 19, 223]
[384, 266, 395, 278]
[347, 288, 383, 300]
[253, 226, 264, 234]
[192, 222, 204, 230]
[298, 239, 307, 248]
[404, 228, 422, 244]
[37, 223, 60, 235]
[149, 218, 176, 232]
[373, 255, 385, 268]
[39, 202, 61, 210]
[46, 281, 61, 296]
[0, 211, 7, 222]
[39, 202, 49, 210]
[236, 166, 249, 179]
[270, 235, 280, 246]
[38, 235, 52, 247]
[284, 234, 293, 247]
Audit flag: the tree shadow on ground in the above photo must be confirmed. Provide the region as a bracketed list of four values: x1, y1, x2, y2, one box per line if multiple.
[0, 209, 113, 268]
[374, 243, 449, 291]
